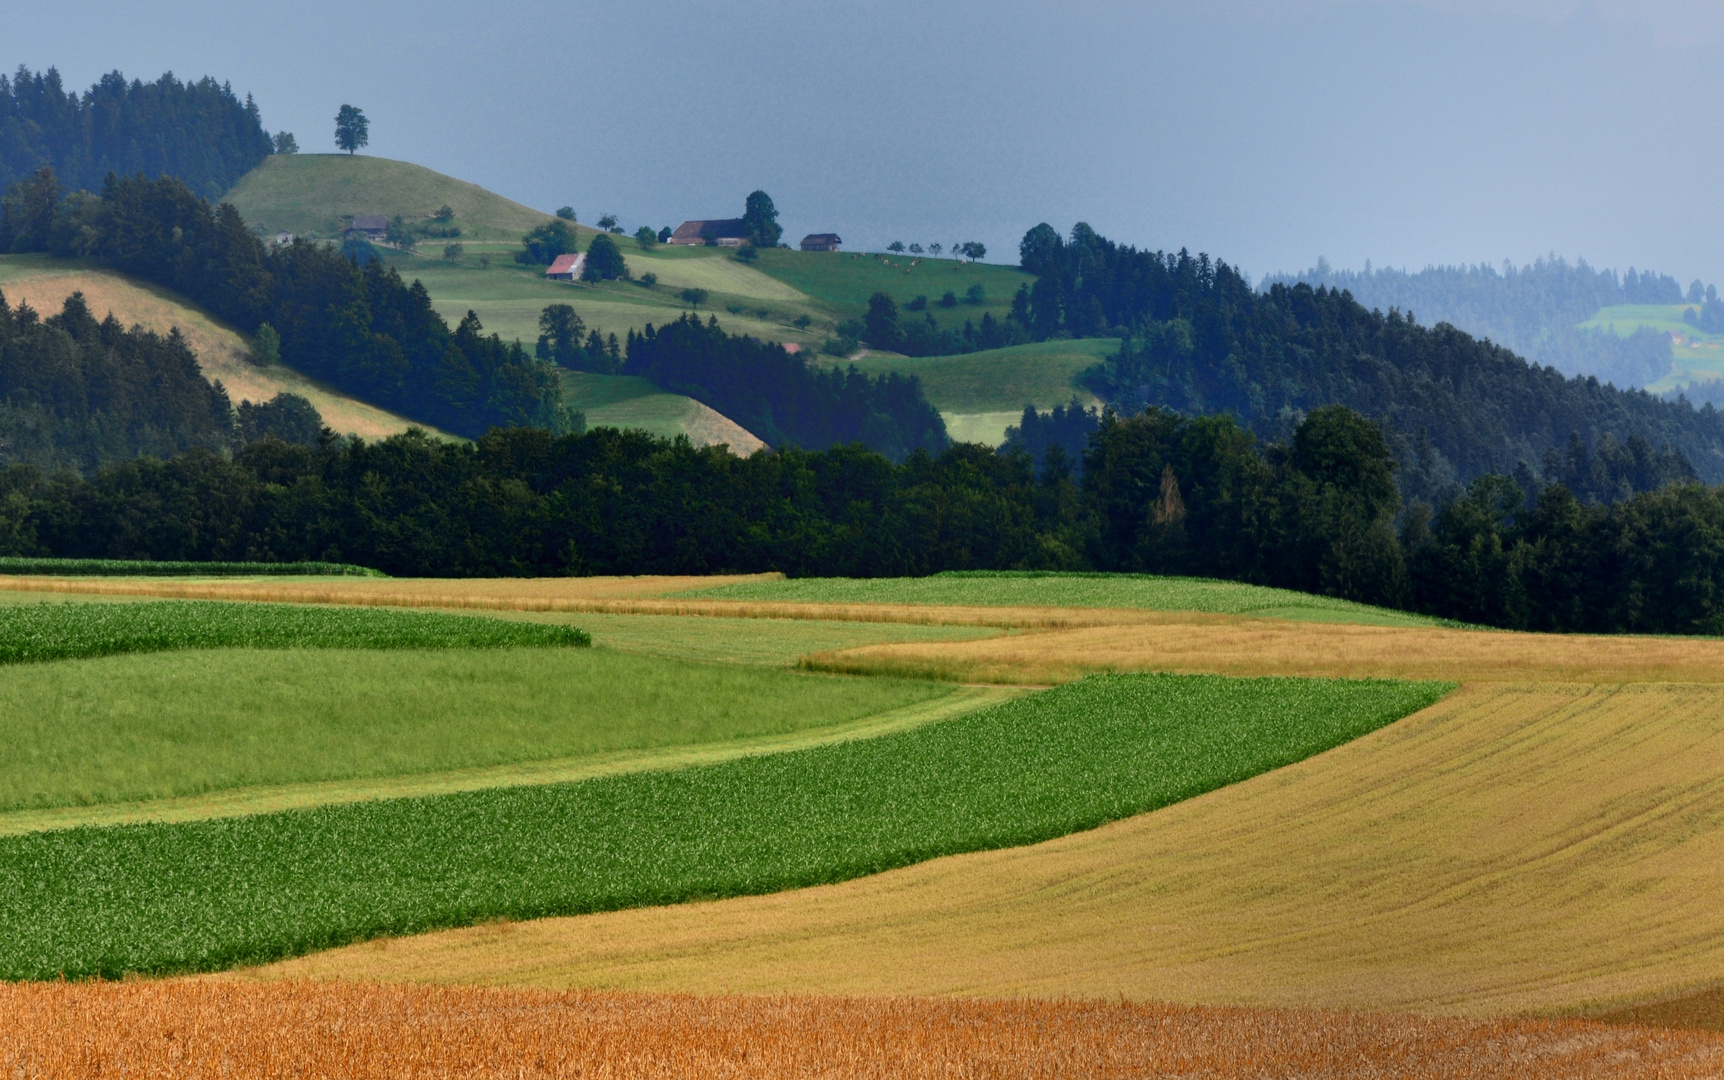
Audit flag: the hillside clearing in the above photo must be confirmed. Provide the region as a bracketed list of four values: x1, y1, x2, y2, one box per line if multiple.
[0, 256, 440, 439]
[14, 982, 1724, 1079]
[269, 682, 1724, 1020]
[847, 338, 1110, 419]
[562, 372, 765, 451]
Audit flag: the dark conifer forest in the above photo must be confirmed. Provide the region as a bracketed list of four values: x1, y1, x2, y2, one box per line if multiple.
[0, 67, 272, 200]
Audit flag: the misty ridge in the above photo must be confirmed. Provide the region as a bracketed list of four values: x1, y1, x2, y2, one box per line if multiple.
[1264, 256, 1711, 396]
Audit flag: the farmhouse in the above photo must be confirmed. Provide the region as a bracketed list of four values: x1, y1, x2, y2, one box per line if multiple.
[545, 253, 586, 281]
[669, 218, 749, 247]
[800, 233, 842, 252]
[273, 231, 294, 246]
[344, 214, 387, 241]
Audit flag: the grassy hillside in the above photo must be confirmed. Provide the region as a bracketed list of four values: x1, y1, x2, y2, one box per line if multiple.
[0, 254, 444, 440]
[563, 372, 765, 452]
[1581, 302, 1724, 391]
[752, 248, 1031, 333]
[223, 155, 565, 242]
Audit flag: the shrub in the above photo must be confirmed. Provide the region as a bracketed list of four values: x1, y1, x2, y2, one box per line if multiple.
[907, 295, 928, 311]
[939, 291, 958, 308]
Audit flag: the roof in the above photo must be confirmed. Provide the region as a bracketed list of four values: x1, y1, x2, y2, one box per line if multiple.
[801, 233, 842, 243]
[350, 214, 387, 231]
[546, 253, 584, 275]
[671, 218, 749, 242]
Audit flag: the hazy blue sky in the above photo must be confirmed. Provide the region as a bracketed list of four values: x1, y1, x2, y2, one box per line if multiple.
[9, 1, 1720, 283]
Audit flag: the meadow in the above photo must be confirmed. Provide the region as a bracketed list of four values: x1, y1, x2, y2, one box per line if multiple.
[0, 672, 1446, 977]
[685, 569, 1455, 626]
[560, 371, 765, 450]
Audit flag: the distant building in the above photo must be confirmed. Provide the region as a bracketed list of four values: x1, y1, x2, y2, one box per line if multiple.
[669, 218, 749, 247]
[344, 214, 388, 241]
[273, 231, 295, 246]
[545, 253, 587, 281]
[799, 233, 842, 252]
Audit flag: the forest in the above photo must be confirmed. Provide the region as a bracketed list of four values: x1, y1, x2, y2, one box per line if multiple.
[0, 67, 272, 201]
[625, 315, 949, 460]
[1007, 224, 1724, 496]
[2, 170, 572, 439]
[0, 406, 1720, 635]
[1265, 256, 1689, 388]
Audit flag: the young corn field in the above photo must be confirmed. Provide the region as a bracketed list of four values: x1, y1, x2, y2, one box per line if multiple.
[1, 980, 1718, 1080]
[0, 673, 1448, 978]
[0, 600, 589, 664]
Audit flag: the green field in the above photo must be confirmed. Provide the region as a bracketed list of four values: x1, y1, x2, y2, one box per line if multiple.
[0, 643, 947, 813]
[751, 247, 1031, 332]
[680, 570, 1456, 627]
[223, 155, 568, 242]
[847, 338, 1112, 443]
[1580, 302, 1724, 391]
[566, 612, 1000, 666]
[0, 600, 589, 666]
[0, 557, 383, 577]
[0, 672, 1449, 978]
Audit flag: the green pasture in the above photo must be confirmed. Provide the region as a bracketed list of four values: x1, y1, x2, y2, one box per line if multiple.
[0, 643, 946, 813]
[561, 372, 712, 439]
[1579, 303, 1724, 390]
[846, 338, 1112, 442]
[680, 570, 1457, 627]
[0, 672, 1450, 978]
[752, 247, 1030, 327]
[222, 154, 566, 242]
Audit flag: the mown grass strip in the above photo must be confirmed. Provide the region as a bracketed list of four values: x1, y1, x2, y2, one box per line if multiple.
[0, 557, 385, 577]
[0, 601, 588, 665]
[0, 673, 1451, 979]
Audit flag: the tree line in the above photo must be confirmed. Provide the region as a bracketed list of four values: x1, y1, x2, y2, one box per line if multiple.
[1265, 255, 1693, 389]
[2, 169, 572, 439]
[0, 67, 273, 201]
[0, 403, 1720, 634]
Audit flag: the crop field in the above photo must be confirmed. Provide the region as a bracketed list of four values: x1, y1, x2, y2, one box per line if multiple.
[6, 982, 1722, 1080]
[0, 643, 954, 815]
[0, 600, 586, 665]
[687, 569, 1455, 626]
[0, 256, 433, 439]
[0, 556, 383, 577]
[0, 673, 1444, 977]
[277, 681, 1724, 1022]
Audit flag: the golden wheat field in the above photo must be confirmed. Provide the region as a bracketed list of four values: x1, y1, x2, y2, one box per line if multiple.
[6, 980, 1721, 1080]
[254, 681, 1724, 1019]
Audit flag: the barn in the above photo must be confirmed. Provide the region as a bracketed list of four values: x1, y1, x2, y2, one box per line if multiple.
[344, 214, 387, 241]
[669, 219, 750, 247]
[799, 233, 842, 252]
[545, 253, 587, 281]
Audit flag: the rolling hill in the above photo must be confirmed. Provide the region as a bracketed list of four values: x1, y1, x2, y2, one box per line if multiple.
[223, 154, 568, 242]
[0, 254, 443, 440]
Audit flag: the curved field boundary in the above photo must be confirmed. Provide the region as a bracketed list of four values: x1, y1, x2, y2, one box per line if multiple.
[0, 674, 1446, 978]
[805, 619, 1724, 684]
[275, 683, 1724, 1019]
[0, 686, 1020, 837]
[11, 981, 1723, 1080]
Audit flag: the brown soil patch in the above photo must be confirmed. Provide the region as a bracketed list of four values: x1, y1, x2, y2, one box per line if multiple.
[9, 979, 1721, 1079]
[1598, 985, 1724, 1034]
[253, 683, 1724, 1018]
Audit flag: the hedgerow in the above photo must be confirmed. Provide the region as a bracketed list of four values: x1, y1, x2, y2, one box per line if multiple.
[0, 673, 1450, 978]
[0, 557, 385, 577]
[0, 601, 589, 665]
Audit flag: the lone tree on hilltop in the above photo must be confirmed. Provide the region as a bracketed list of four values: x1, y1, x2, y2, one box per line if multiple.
[743, 190, 782, 248]
[334, 105, 369, 154]
[272, 131, 298, 154]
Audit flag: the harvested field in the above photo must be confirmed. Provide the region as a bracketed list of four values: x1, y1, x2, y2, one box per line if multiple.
[10, 980, 1722, 1079]
[806, 618, 1724, 684]
[262, 683, 1724, 1019]
[1598, 985, 1724, 1034]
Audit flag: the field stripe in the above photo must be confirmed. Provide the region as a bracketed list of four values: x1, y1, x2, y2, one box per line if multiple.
[0, 685, 1018, 836]
[14, 980, 1724, 1079]
[256, 682, 1724, 1018]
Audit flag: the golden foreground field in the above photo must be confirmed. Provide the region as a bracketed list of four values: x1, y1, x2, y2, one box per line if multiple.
[257, 681, 1724, 1020]
[6, 980, 1721, 1080]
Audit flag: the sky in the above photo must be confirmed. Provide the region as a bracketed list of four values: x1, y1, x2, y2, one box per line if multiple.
[8, 0, 1722, 285]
